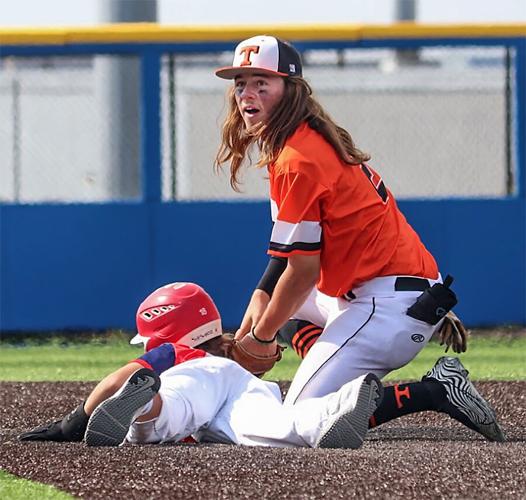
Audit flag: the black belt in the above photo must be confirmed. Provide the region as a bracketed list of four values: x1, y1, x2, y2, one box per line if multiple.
[394, 277, 431, 292]
[344, 277, 431, 300]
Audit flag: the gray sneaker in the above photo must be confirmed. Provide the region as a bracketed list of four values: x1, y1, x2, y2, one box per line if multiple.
[423, 356, 505, 442]
[85, 368, 161, 447]
[315, 373, 384, 449]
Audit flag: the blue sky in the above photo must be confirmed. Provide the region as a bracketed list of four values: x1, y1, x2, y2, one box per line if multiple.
[1, 0, 524, 27]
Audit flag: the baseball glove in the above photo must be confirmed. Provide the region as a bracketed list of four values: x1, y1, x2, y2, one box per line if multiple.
[437, 311, 469, 353]
[229, 337, 285, 377]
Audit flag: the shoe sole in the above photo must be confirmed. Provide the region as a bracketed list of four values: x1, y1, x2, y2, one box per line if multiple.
[316, 373, 384, 449]
[85, 368, 160, 447]
[425, 357, 506, 442]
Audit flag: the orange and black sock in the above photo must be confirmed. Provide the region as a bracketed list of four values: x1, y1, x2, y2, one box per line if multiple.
[277, 319, 323, 359]
[369, 379, 447, 428]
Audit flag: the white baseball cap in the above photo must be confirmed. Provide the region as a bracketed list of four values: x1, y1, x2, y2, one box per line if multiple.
[215, 35, 303, 80]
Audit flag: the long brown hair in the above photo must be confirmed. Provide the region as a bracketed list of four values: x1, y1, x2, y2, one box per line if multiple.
[214, 76, 370, 191]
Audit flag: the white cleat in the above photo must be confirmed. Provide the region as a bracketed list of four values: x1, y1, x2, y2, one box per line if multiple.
[85, 368, 161, 447]
[423, 356, 505, 442]
[315, 373, 384, 449]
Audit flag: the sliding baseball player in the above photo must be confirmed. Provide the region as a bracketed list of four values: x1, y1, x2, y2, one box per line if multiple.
[19, 282, 384, 449]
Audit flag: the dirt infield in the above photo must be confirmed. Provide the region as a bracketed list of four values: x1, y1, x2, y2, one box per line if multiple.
[1, 380, 525, 499]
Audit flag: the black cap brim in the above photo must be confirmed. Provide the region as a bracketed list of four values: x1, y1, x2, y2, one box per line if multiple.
[215, 66, 289, 80]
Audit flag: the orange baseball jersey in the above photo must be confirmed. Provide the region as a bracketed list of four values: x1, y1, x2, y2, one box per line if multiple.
[267, 122, 438, 297]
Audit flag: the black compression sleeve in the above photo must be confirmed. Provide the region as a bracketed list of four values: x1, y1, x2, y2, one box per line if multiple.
[256, 257, 287, 296]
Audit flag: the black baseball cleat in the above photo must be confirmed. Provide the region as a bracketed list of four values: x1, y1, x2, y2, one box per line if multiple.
[315, 373, 384, 449]
[423, 356, 505, 442]
[85, 368, 161, 447]
[18, 420, 64, 442]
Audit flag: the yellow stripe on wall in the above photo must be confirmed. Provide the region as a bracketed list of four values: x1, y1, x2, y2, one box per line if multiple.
[0, 23, 525, 46]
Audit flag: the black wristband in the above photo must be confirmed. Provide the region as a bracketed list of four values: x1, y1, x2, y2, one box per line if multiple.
[251, 327, 277, 344]
[256, 257, 287, 297]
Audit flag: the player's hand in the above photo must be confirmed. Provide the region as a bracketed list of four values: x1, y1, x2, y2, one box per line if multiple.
[235, 290, 270, 340]
[238, 330, 279, 357]
[437, 311, 469, 353]
[231, 332, 284, 376]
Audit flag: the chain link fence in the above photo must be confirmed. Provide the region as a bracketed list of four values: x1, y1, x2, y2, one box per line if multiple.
[161, 45, 514, 201]
[0, 45, 515, 203]
[0, 55, 141, 203]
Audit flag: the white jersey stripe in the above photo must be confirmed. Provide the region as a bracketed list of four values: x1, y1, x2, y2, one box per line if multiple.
[270, 198, 279, 222]
[271, 219, 322, 246]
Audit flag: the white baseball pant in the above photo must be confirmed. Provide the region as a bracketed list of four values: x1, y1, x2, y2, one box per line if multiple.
[126, 356, 368, 447]
[284, 275, 443, 405]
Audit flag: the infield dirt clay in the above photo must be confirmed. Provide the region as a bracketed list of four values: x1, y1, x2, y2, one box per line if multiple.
[1, 380, 525, 499]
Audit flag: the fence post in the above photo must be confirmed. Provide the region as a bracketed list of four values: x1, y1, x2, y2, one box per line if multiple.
[515, 38, 526, 198]
[140, 50, 161, 203]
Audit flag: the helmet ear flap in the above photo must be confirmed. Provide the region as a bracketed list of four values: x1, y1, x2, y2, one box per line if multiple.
[133, 282, 222, 350]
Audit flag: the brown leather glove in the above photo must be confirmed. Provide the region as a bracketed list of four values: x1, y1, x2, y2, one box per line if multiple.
[437, 311, 469, 353]
[229, 336, 285, 377]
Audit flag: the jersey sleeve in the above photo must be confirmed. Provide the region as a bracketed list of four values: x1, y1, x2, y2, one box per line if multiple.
[131, 343, 207, 376]
[268, 170, 327, 258]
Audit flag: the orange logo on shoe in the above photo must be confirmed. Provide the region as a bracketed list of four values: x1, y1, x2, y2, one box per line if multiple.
[239, 45, 260, 66]
[394, 384, 411, 409]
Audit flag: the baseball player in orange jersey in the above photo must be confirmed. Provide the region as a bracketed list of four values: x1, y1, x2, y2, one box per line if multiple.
[215, 35, 505, 441]
[19, 283, 384, 449]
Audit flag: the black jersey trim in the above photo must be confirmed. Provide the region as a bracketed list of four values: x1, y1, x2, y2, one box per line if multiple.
[269, 241, 321, 254]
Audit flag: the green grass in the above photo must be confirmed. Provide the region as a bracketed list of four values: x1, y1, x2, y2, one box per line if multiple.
[0, 342, 140, 381]
[385, 336, 526, 381]
[0, 334, 523, 500]
[1, 334, 524, 382]
[0, 334, 137, 499]
[265, 335, 526, 381]
[0, 470, 73, 499]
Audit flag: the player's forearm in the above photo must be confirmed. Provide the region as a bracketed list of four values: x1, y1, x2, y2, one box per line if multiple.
[255, 255, 320, 340]
[84, 362, 144, 415]
[256, 256, 288, 296]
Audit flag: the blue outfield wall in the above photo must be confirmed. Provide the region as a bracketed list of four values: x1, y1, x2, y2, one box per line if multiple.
[1, 26, 525, 331]
[0, 198, 524, 331]
[0, 204, 152, 331]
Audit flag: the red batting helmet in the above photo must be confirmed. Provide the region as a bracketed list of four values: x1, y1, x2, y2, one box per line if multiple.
[130, 282, 222, 351]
